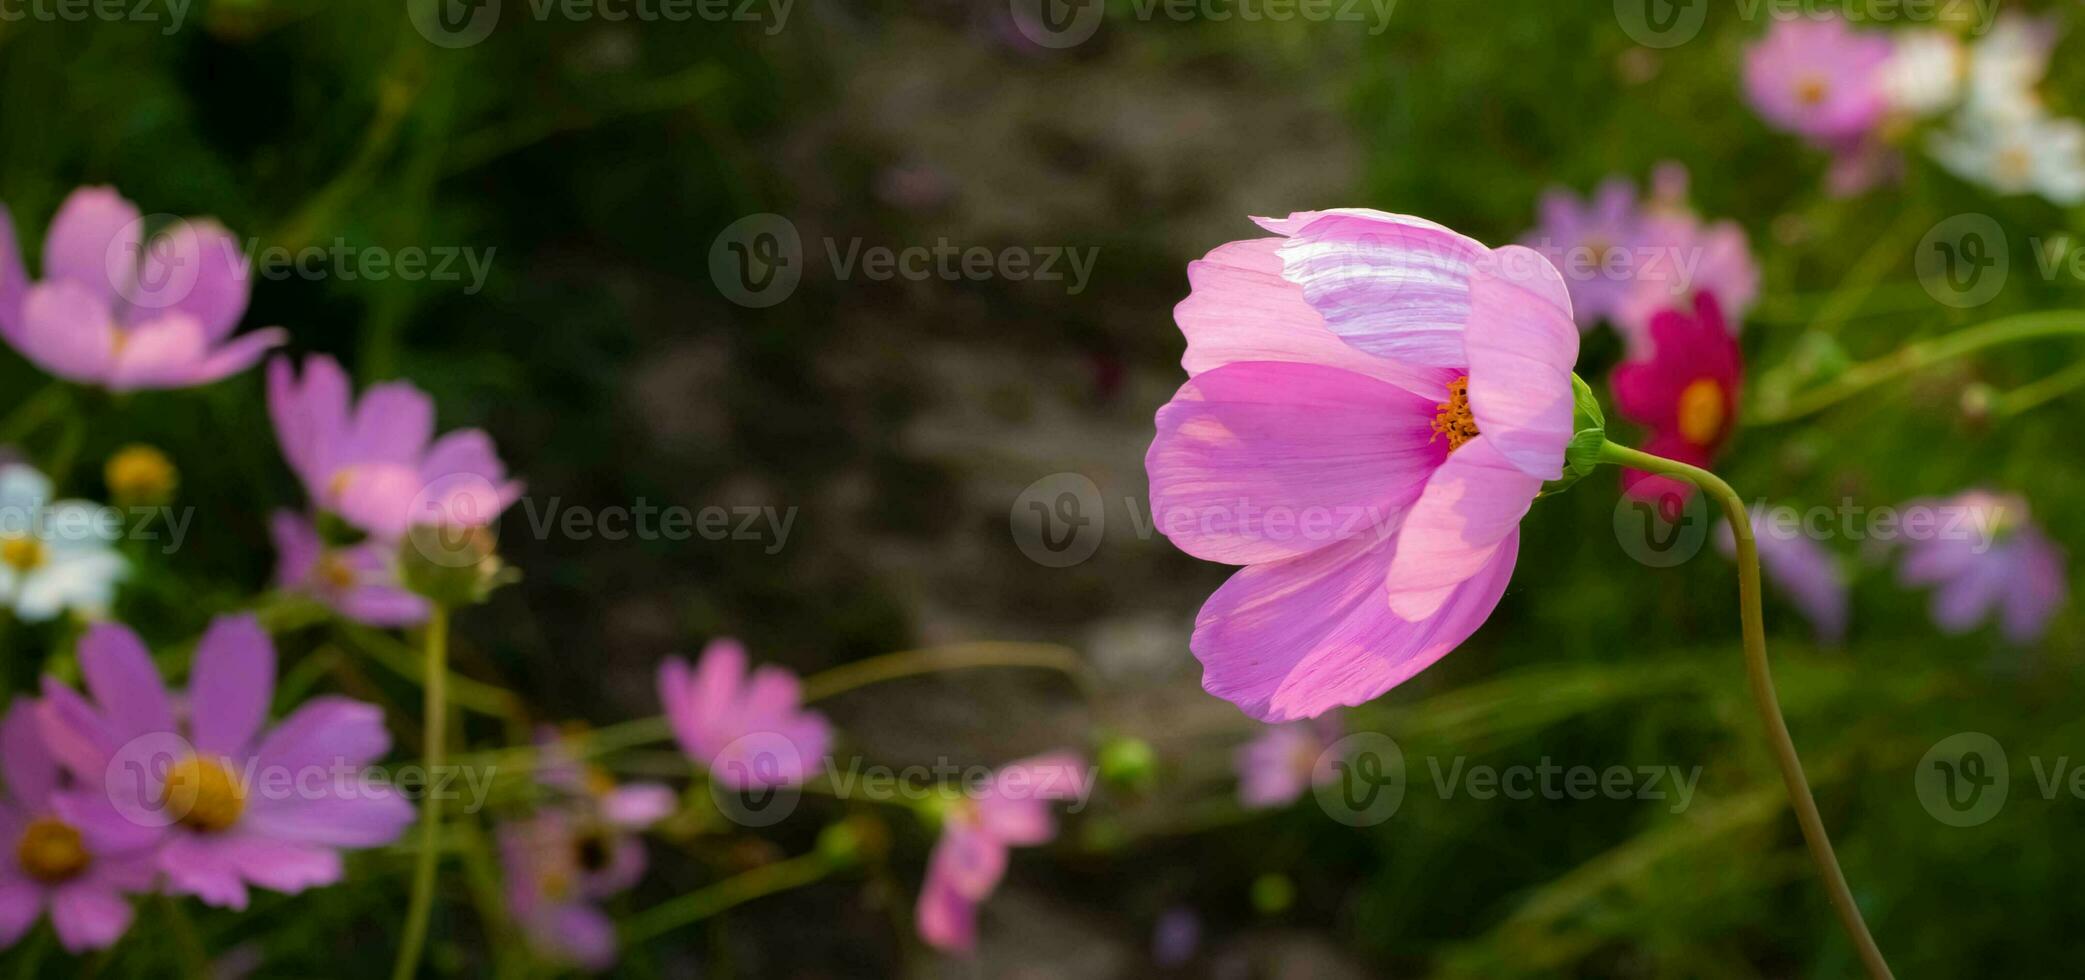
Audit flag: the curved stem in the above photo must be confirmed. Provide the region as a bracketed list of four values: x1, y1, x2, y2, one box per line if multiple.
[392, 605, 451, 980]
[799, 642, 1093, 703]
[1751, 311, 2085, 424]
[1600, 442, 1892, 980]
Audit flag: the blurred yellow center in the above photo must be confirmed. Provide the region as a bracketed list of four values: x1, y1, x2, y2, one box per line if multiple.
[317, 554, 360, 590]
[105, 444, 178, 504]
[1677, 379, 1726, 445]
[0, 535, 45, 573]
[16, 817, 89, 883]
[1796, 76, 1828, 106]
[1431, 376, 1480, 453]
[164, 755, 246, 832]
[1997, 146, 2033, 184]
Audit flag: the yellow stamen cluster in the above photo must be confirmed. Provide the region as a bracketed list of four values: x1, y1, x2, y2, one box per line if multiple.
[1676, 378, 1727, 446]
[17, 817, 90, 883]
[1430, 376, 1480, 453]
[164, 755, 246, 833]
[1, 535, 46, 573]
[105, 444, 179, 506]
[1796, 76, 1829, 106]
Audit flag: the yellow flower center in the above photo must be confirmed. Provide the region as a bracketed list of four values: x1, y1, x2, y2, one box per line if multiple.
[1677, 378, 1727, 445]
[105, 444, 178, 505]
[1795, 76, 1829, 106]
[1997, 145, 2033, 185]
[1430, 376, 1481, 453]
[163, 754, 246, 832]
[317, 554, 360, 590]
[0, 535, 46, 573]
[16, 817, 90, 883]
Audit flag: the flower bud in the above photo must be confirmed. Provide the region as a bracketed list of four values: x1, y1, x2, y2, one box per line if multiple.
[399, 523, 513, 606]
[1098, 736, 1157, 792]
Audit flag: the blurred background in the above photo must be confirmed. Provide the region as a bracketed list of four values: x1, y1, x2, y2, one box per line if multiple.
[2, 0, 2084, 976]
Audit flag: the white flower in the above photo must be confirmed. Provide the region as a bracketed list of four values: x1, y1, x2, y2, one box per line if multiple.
[1930, 109, 2085, 206]
[1881, 30, 1964, 118]
[0, 464, 127, 622]
[1964, 14, 2057, 123]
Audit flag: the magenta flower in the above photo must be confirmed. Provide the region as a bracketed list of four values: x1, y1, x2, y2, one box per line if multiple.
[916, 752, 1087, 953]
[37, 616, 414, 910]
[1897, 492, 2068, 644]
[657, 639, 832, 789]
[1145, 210, 1579, 722]
[1611, 293, 1742, 503]
[1719, 506, 1849, 644]
[269, 511, 429, 626]
[1235, 716, 1339, 809]
[0, 700, 156, 952]
[1522, 178, 1642, 328]
[1743, 15, 1894, 146]
[268, 354, 522, 541]
[0, 187, 284, 391]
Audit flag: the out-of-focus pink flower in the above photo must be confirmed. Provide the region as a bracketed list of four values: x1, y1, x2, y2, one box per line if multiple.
[269, 511, 429, 627]
[1718, 506, 1849, 644]
[0, 187, 284, 391]
[1897, 491, 2068, 644]
[1612, 293, 1742, 503]
[657, 639, 831, 789]
[268, 354, 522, 541]
[1522, 178, 1642, 328]
[917, 752, 1087, 954]
[1610, 201, 1757, 345]
[1235, 715, 1339, 809]
[1743, 15, 1894, 146]
[1145, 210, 1579, 721]
[0, 700, 156, 952]
[37, 616, 414, 910]
[498, 810, 618, 971]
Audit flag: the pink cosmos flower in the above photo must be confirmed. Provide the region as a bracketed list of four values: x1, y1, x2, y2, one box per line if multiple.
[916, 752, 1087, 954]
[36, 616, 414, 910]
[1897, 491, 2068, 644]
[1743, 15, 1894, 146]
[1235, 716, 1339, 809]
[0, 700, 157, 952]
[269, 511, 429, 627]
[1145, 210, 1579, 722]
[657, 639, 832, 789]
[1522, 177, 1643, 328]
[1608, 165, 1757, 344]
[1612, 293, 1741, 503]
[268, 354, 522, 541]
[0, 187, 284, 391]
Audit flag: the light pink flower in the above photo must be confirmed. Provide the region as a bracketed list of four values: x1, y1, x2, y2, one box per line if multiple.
[1743, 15, 1894, 146]
[1610, 183, 1758, 346]
[269, 511, 429, 627]
[0, 700, 156, 952]
[1145, 210, 1579, 721]
[1897, 491, 2067, 644]
[37, 616, 414, 910]
[916, 752, 1087, 954]
[657, 639, 831, 789]
[0, 187, 284, 391]
[268, 354, 522, 541]
[1235, 716, 1339, 809]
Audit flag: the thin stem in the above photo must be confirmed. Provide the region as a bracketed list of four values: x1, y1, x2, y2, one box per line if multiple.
[1600, 442, 1891, 980]
[1752, 311, 2085, 424]
[620, 852, 835, 945]
[799, 642, 1092, 703]
[161, 894, 208, 980]
[1992, 358, 2085, 417]
[391, 605, 451, 980]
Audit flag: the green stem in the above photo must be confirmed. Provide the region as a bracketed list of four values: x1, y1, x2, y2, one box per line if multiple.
[1600, 442, 1891, 980]
[1992, 358, 2085, 417]
[620, 852, 835, 945]
[391, 605, 451, 980]
[161, 894, 208, 979]
[799, 642, 1092, 703]
[1752, 311, 2085, 424]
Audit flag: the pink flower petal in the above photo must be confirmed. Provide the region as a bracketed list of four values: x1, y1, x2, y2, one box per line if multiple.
[916, 873, 978, 954]
[1384, 437, 1540, 621]
[927, 825, 1006, 902]
[41, 187, 140, 305]
[251, 696, 391, 773]
[129, 220, 250, 342]
[0, 700, 58, 807]
[1266, 209, 1487, 372]
[1464, 263, 1579, 481]
[269, 355, 353, 495]
[0, 204, 26, 341]
[1147, 361, 1441, 566]
[16, 281, 119, 384]
[221, 836, 345, 895]
[105, 312, 210, 392]
[75, 622, 174, 744]
[347, 381, 435, 466]
[159, 834, 250, 909]
[0, 877, 41, 949]
[48, 880, 134, 952]
[186, 615, 276, 757]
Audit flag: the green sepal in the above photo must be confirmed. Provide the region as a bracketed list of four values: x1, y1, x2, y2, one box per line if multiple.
[1539, 374, 1610, 498]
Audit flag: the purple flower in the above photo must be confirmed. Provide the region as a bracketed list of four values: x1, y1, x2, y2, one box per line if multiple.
[1151, 907, 1201, 968]
[36, 616, 414, 910]
[269, 511, 429, 627]
[267, 354, 522, 541]
[916, 752, 1087, 954]
[498, 811, 618, 971]
[1897, 491, 2067, 644]
[657, 639, 831, 790]
[0, 700, 156, 952]
[1523, 178, 1642, 328]
[1743, 15, 1894, 146]
[1235, 716, 1339, 809]
[0, 187, 284, 391]
[1718, 506, 1849, 645]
